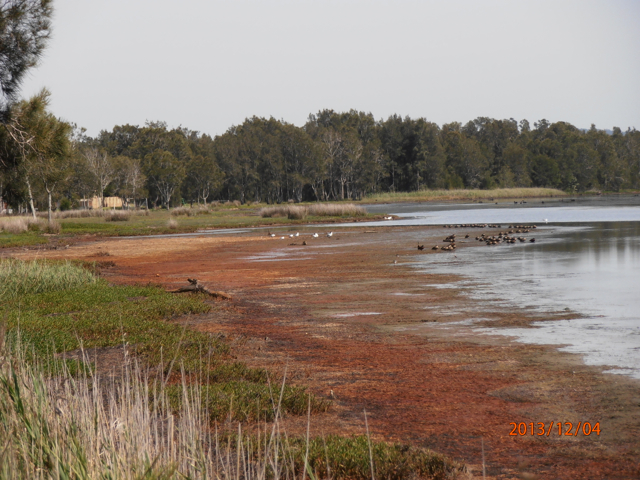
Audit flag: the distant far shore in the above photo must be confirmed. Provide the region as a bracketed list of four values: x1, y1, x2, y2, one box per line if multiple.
[363, 187, 568, 204]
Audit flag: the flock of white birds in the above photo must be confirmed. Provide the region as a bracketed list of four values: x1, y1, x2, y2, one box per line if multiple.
[268, 231, 334, 239]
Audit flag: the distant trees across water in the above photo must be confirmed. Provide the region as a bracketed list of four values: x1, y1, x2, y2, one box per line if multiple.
[2, 109, 640, 211]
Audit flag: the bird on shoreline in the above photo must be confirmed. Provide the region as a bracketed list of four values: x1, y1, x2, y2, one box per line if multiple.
[327, 232, 333, 237]
[312, 233, 319, 238]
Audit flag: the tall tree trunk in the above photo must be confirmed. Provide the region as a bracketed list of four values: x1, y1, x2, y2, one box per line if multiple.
[47, 190, 53, 223]
[26, 175, 37, 219]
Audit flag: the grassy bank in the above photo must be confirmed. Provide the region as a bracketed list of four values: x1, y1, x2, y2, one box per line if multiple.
[0, 259, 466, 479]
[364, 187, 567, 203]
[1, 202, 382, 248]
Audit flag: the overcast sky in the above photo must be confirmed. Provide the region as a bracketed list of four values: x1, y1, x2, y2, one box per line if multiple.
[20, 0, 640, 137]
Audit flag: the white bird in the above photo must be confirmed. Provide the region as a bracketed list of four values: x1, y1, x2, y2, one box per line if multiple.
[384, 216, 393, 220]
[289, 234, 294, 238]
[269, 233, 275, 237]
[312, 233, 319, 238]
[544, 219, 548, 224]
[327, 232, 333, 237]
[295, 232, 299, 237]
[281, 236, 285, 240]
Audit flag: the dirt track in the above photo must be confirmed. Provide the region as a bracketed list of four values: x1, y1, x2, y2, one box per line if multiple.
[11, 226, 640, 479]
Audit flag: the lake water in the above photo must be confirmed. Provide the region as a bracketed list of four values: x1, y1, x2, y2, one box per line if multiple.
[365, 196, 640, 379]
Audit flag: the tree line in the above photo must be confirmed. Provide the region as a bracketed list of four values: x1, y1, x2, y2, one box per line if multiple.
[2, 105, 639, 214]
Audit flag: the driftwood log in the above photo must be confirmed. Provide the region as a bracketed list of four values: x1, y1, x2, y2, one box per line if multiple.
[170, 278, 232, 300]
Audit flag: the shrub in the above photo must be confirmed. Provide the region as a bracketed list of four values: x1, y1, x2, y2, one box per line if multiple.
[167, 218, 178, 229]
[59, 198, 72, 211]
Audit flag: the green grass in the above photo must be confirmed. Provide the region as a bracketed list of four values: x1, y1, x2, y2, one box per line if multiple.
[1, 204, 384, 248]
[0, 231, 49, 248]
[0, 259, 326, 422]
[289, 435, 465, 480]
[365, 187, 567, 203]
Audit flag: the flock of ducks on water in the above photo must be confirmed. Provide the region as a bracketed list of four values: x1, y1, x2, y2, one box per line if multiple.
[419, 224, 539, 252]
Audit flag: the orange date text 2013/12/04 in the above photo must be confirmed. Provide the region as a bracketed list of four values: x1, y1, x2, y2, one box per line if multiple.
[509, 422, 601, 436]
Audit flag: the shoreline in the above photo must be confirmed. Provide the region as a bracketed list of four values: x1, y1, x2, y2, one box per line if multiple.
[8, 225, 640, 478]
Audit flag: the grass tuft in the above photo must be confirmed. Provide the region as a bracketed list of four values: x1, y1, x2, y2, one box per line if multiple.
[0, 259, 97, 301]
[104, 210, 131, 222]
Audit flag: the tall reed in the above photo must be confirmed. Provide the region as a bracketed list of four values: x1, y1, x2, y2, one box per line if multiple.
[259, 203, 366, 218]
[0, 216, 45, 234]
[0, 332, 466, 479]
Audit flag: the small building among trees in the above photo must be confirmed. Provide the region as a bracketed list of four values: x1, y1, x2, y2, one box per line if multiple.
[79, 196, 123, 209]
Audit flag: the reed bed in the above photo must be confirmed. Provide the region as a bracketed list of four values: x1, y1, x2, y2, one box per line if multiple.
[0, 216, 45, 234]
[0, 332, 466, 480]
[308, 203, 366, 217]
[260, 203, 366, 219]
[34, 209, 150, 220]
[366, 187, 566, 203]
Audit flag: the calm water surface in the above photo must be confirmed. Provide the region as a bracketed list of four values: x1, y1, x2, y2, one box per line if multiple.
[365, 197, 640, 379]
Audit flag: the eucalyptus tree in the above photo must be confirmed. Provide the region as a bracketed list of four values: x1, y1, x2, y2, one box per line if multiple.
[112, 155, 146, 208]
[184, 153, 222, 204]
[144, 149, 185, 208]
[82, 147, 114, 207]
[31, 113, 71, 222]
[4, 88, 49, 217]
[281, 123, 318, 202]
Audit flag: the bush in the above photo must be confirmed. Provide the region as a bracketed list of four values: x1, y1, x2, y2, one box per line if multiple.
[59, 198, 72, 211]
[167, 218, 178, 229]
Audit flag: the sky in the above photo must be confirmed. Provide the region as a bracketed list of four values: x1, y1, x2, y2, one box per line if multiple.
[19, 0, 640, 137]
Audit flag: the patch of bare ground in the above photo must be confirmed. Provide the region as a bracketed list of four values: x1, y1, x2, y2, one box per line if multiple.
[15, 226, 640, 479]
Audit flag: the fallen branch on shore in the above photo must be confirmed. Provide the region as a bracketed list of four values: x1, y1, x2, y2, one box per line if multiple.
[169, 278, 232, 300]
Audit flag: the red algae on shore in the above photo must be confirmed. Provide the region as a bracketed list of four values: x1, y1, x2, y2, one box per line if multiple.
[12, 226, 640, 479]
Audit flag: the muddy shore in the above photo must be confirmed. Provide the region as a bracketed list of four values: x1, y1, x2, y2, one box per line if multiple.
[9, 225, 640, 479]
